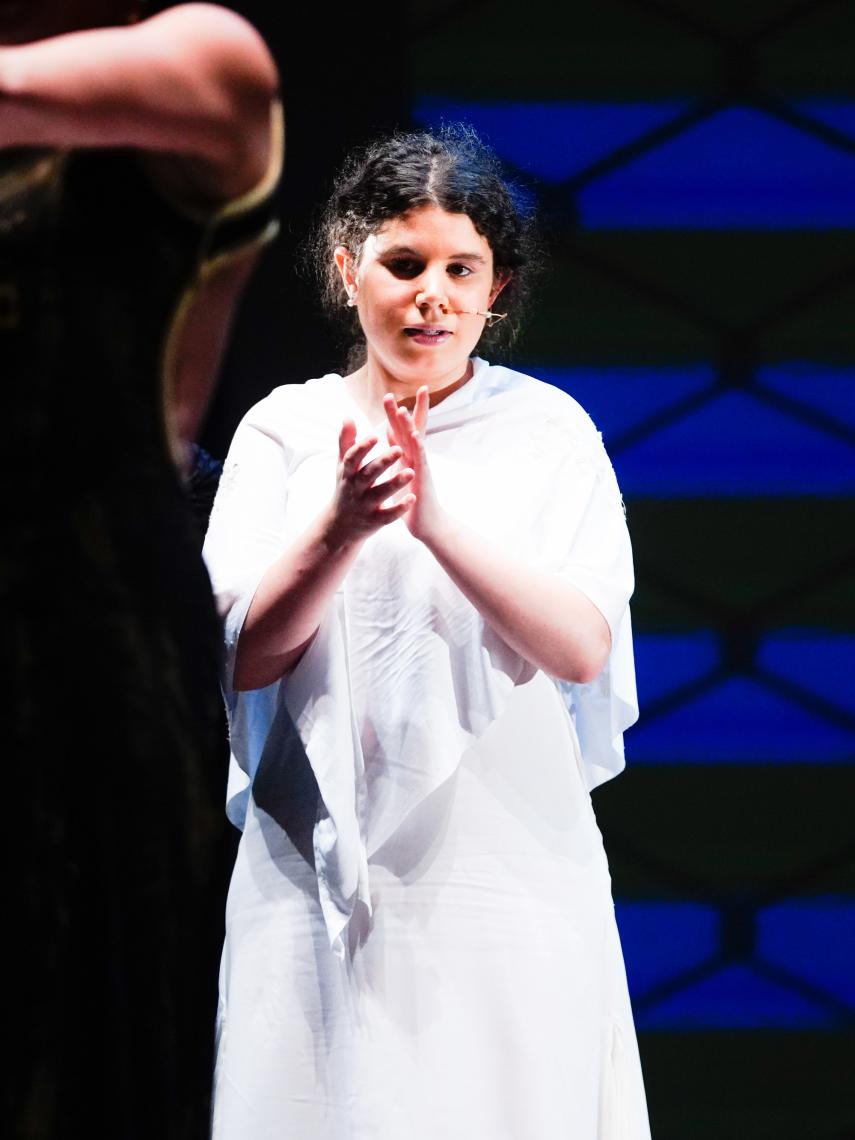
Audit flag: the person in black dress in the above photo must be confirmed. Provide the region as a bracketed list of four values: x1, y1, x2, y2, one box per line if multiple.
[0, 4, 281, 1136]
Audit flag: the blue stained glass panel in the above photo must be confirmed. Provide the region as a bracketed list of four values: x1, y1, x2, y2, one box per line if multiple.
[412, 101, 855, 227]
[534, 365, 716, 441]
[410, 99, 688, 183]
[578, 106, 855, 228]
[615, 390, 855, 496]
[632, 632, 720, 708]
[637, 963, 833, 1029]
[615, 901, 719, 999]
[757, 632, 855, 715]
[757, 898, 855, 1008]
[756, 363, 855, 432]
[628, 676, 855, 764]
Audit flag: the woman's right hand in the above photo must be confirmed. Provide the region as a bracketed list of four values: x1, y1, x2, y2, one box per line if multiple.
[232, 420, 415, 689]
[328, 420, 416, 542]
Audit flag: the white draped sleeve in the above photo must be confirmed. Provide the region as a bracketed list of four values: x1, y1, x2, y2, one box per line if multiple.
[543, 416, 639, 790]
[202, 384, 374, 956]
[202, 399, 292, 831]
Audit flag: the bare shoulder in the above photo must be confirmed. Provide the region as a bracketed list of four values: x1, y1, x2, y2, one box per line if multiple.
[0, 3, 279, 200]
[141, 4, 278, 93]
[138, 5, 280, 202]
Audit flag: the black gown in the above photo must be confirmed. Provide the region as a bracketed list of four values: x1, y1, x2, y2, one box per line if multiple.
[1, 141, 279, 1139]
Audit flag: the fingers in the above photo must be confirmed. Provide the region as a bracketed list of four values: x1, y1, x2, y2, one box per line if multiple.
[364, 468, 414, 503]
[341, 433, 378, 478]
[383, 394, 404, 448]
[414, 386, 429, 434]
[355, 446, 402, 488]
[396, 405, 423, 454]
[338, 419, 357, 461]
[383, 395, 425, 457]
[337, 395, 428, 536]
[375, 493, 417, 525]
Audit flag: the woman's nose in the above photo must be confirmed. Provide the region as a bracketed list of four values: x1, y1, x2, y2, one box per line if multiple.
[415, 268, 449, 311]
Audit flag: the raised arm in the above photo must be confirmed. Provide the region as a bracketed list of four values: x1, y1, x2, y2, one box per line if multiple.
[418, 516, 611, 684]
[385, 390, 614, 686]
[231, 422, 415, 692]
[0, 3, 278, 200]
[0, 4, 281, 460]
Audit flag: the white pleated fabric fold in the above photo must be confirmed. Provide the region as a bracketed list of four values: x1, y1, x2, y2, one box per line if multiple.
[203, 358, 639, 954]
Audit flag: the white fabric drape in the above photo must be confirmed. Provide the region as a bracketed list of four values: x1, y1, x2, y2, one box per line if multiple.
[203, 358, 639, 955]
[202, 359, 650, 1139]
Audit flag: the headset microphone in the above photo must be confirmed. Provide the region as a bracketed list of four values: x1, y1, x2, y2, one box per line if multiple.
[453, 309, 508, 327]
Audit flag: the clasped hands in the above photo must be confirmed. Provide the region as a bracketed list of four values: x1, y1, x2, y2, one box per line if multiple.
[331, 385, 442, 545]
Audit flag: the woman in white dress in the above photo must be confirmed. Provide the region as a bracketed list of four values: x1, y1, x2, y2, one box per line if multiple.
[203, 126, 652, 1139]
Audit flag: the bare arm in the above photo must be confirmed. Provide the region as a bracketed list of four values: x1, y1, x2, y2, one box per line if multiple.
[0, 3, 278, 199]
[421, 515, 611, 685]
[233, 423, 416, 691]
[385, 391, 612, 686]
[0, 4, 280, 458]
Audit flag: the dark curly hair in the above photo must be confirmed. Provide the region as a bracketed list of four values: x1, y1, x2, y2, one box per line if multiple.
[309, 123, 541, 371]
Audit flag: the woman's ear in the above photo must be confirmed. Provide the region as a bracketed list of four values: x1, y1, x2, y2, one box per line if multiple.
[489, 269, 512, 308]
[334, 245, 358, 304]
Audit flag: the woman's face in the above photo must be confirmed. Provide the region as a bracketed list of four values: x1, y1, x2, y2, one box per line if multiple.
[337, 204, 505, 389]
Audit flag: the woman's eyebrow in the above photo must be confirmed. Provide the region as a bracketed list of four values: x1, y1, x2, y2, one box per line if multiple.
[379, 245, 422, 258]
[380, 245, 487, 263]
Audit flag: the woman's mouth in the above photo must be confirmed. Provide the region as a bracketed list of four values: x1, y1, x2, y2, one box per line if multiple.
[404, 328, 452, 346]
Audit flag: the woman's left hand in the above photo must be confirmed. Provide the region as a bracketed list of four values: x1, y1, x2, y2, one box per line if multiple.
[383, 386, 444, 543]
[385, 386, 611, 684]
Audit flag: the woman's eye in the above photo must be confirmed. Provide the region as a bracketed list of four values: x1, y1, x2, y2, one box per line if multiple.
[386, 259, 422, 278]
[448, 264, 473, 278]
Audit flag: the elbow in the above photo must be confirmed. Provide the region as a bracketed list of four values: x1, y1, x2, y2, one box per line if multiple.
[182, 9, 280, 139]
[232, 652, 282, 692]
[232, 637, 311, 692]
[231, 665, 259, 693]
[572, 656, 607, 686]
[231, 641, 269, 692]
[232, 664, 283, 692]
[558, 628, 612, 686]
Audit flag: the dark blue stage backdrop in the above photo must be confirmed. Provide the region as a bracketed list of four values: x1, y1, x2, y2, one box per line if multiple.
[407, 3, 855, 1137]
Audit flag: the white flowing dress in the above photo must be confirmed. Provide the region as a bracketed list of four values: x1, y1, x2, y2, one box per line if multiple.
[202, 358, 652, 1139]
